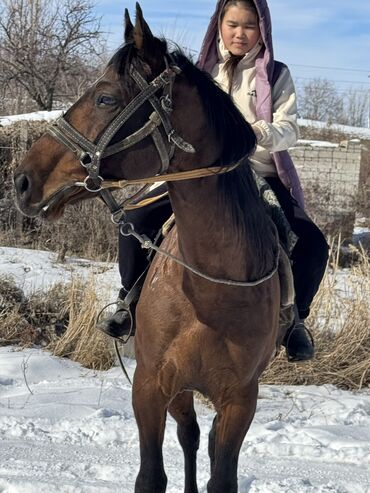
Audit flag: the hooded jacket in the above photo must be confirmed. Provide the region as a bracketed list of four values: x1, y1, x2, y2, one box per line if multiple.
[198, 0, 305, 208]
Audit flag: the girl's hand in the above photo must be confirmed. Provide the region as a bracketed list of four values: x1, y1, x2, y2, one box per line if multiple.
[252, 124, 263, 142]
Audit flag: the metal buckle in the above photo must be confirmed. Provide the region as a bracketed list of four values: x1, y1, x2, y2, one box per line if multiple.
[111, 208, 126, 224]
[80, 152, 93, 168]
[161, 95, 172, 113]
[83, 175, 103, 192]
[119, 222, 135, 236]
[153, 70, 171, 88]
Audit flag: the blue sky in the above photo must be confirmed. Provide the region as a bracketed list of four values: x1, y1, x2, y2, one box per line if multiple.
[95, 0, 370, 97]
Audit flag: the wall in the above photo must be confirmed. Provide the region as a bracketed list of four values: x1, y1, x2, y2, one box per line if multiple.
[289, 139, 363, 237]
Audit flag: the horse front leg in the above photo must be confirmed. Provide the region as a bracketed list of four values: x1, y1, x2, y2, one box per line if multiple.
[133, 369, 168, 493]
[207, 381, 258, 493]
[168, 391, 200, 493]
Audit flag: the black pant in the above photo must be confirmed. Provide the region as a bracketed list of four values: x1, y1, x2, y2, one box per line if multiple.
[118, 179, 329, 319]
[118, 184, 172, 291]
[265, 177, 329, 319]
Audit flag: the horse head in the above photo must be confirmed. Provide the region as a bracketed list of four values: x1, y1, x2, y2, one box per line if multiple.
[14, 3, 242, 221]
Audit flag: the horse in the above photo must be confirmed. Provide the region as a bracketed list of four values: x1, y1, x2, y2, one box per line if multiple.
[14, 4, 288, 492]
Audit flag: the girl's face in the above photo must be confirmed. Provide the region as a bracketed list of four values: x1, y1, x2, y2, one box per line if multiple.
[220, 4, 260, 56]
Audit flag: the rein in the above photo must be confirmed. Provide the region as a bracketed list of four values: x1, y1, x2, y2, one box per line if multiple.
[120, 221, 280, 287]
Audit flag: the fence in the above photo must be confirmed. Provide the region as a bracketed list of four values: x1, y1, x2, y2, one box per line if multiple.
[290, 139, 363, 237]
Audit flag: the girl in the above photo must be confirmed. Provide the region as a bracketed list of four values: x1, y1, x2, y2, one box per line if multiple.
[99, 0, 329, 362]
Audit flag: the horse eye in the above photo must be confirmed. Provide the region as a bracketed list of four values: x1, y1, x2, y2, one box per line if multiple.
[96, 94, 118, 107]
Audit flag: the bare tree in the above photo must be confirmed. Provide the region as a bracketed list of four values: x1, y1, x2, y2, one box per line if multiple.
[341, 88, 369, 128]
[298, 78, 344, 124]
[0, 0, 104, 111]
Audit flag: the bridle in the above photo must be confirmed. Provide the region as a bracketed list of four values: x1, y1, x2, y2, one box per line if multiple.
[48, 56, 195, 194]
[46, 54, 238, 220]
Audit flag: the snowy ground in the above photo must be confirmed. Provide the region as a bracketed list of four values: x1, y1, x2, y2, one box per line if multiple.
[1, 247, 370, 492]
[1, 348, 370, 493]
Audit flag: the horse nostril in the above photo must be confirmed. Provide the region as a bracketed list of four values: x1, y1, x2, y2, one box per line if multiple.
[14, 173, 32, 198]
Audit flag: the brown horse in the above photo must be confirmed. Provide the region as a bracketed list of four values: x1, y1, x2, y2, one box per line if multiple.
[14, 5, 286, 492]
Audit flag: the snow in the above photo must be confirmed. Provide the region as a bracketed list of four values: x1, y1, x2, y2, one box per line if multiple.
[0, 111, 63, 127]
[294, 139, 339, 148]
[1, 112, 370, 141]
[1, 347, 370, 492]
[0, 246, 120, 301]
[1, 247, 370, 492]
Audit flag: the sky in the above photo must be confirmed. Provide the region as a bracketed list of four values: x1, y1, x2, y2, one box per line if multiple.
[94, 0, 370, 100]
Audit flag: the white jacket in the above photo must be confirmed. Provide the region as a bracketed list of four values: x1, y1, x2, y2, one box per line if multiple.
[211, 37, 299, 177]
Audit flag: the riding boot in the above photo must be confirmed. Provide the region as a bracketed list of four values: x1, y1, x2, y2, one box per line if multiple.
[97, 287, 139, 339]
[282, 318, 315, 362]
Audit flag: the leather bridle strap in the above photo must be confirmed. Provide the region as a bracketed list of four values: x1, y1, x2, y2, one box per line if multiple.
[47, 62, 195, 194]
[95, 163, 242, 190]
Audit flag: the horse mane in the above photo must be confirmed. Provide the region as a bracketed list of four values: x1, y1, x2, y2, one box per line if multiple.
[170, 50, 277, 274]
[109, 43, 277, 276]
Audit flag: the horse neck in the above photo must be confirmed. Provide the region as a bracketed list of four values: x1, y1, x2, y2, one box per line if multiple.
[168, 176, 259, 283]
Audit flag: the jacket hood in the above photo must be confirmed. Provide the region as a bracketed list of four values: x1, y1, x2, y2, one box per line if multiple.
[197, 0, 305, 208]
[198, 0, 274, 82]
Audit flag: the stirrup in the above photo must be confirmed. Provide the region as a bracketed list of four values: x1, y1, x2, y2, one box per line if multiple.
[284, 322, 315, 347]
[96, 287, 138, 341]
[283, 322, 315, 363]
[97, 263, 150, 341]
[97, 303, 134, 341]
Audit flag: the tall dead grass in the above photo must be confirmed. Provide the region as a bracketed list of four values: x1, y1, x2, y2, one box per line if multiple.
[48, 276, 115, 370]
[0, 275, 115, 370]
[0, 278, 70, 347]
[0, 200, 119, 262]
[262, 240, 370, 389]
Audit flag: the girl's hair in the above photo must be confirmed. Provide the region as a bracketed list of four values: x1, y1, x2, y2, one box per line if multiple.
[220, 0, 258, 22]
[220, 0, 259, 94]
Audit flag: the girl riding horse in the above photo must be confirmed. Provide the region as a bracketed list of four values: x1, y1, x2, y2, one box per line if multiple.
[101, 0, 329, 362]
[14, 4, 329, 490]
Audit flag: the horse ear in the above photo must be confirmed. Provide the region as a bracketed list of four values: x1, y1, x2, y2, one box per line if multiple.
[124, 8, 134, 43]
[133, 2, 154, 51]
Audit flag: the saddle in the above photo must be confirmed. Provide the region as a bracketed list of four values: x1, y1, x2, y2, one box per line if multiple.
[277, 245, 295, 342]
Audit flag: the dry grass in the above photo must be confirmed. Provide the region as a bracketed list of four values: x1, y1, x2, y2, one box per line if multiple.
[262, 240, 370, 389]
[48, 276, 115, 370]
[1, 236, 369, 385]
[0, 200, 119, 262]
[0, 277, 69, 347]
[0, 275, 114, 370]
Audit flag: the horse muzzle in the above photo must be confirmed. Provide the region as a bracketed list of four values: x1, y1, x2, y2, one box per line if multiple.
[14, 171, 81, 220]
[13, 171, 42, 217]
